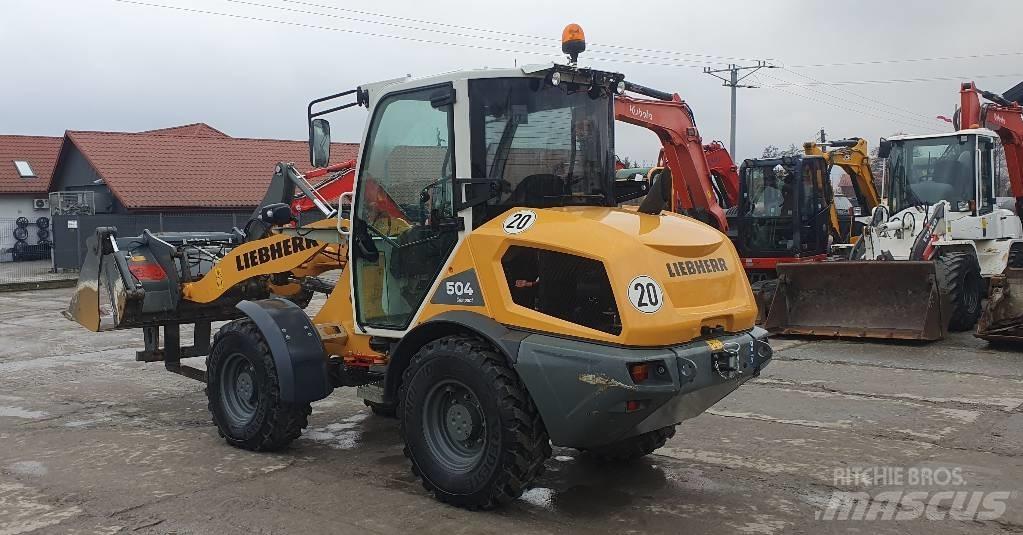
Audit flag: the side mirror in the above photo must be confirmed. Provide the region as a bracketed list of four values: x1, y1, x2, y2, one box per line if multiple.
[309, 118, 331, 168]
[877, 138, 892, 159]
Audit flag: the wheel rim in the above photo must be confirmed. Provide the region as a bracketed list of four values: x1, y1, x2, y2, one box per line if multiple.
[219, 352, 259, 427]
[421, 379, 486, 472]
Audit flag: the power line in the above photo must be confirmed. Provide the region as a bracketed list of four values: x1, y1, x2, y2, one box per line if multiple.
[788, 51, 1023, 69]
[761, 70, 944, 131]
[108, 0, 740, 71]
[275, 0, 761, 65]
[224, 0, 726, 67]
[704, 61, 774, 156]
[781, 68, 940, 124]
[766, 73, 1023, 87]
[753, 73, 945, 135]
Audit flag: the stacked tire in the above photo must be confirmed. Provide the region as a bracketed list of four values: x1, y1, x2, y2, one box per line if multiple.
[10, 216, 51, 262]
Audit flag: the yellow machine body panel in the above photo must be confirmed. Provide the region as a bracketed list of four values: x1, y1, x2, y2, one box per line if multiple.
[411, 206, 756, 347]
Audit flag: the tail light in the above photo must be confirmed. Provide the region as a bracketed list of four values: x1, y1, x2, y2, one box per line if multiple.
[628, 363, 650, 383]
[128, 261, 167, 282]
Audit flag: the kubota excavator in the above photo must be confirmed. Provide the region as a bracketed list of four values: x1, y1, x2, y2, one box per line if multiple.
[613, 89, 735, 231]
[766, 81, 1023, 341]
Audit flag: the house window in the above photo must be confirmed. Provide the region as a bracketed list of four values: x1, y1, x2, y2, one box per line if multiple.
[13, 160, 35, 178]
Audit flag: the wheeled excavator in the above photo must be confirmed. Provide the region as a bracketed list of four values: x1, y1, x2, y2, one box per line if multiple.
[63, 26, 772, 510]
[766, 81, 1023, 341]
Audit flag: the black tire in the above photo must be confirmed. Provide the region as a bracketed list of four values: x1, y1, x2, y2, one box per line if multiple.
[12, 227, 28, 241]
[36, 228, 50, 241]
[15, 216, 29, 228]
[935, 253, 984, 331]
[364, 399, 397, 418]
[35, 217, 49, 229]
[581, 426, 677, 462]
[206, 318, 311, 451]
[399, 335, 551, 510]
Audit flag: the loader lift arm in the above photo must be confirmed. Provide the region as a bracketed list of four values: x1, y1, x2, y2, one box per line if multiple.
[614, 92, 731, 230]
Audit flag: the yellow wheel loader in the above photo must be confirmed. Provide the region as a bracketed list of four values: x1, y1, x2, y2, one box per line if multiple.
[64, 33, 771, 509]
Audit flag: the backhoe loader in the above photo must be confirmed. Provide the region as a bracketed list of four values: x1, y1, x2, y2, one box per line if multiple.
[765, 82, 1023, 341]
[63, 27, 771, 509]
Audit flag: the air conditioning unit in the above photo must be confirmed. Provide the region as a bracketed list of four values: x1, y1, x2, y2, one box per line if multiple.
[33, 198, 49, 210]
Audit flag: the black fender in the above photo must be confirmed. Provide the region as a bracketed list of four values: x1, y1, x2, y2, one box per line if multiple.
[235, 298, 332, 404]
[382, 311, 528, 402]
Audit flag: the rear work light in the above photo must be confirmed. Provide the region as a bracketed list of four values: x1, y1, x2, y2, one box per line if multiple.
[128, 261, 167, 282]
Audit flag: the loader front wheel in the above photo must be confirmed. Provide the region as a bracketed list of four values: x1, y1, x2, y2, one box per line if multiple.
[399, 335, 550, 510]
[936, 253, 983, 331]
[206, 319, 311, 451]
[581, 425, 677, 462]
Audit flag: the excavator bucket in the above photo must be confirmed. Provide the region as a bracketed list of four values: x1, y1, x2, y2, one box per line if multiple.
[763, 261, 948, 341]
[976, 270, 1023, 343]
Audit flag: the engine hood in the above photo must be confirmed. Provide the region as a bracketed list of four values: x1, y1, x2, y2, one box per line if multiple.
[453, 206, 757, 347]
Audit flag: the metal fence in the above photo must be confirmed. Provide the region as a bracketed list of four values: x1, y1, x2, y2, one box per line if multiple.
[0, 217, 75, 286]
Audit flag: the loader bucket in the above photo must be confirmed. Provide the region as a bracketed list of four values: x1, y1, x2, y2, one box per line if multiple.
[976, 270, 1023, 343]
[64, 227, 120, 332]
[65, 227, 251, 332]
[763, 261, 948, 341]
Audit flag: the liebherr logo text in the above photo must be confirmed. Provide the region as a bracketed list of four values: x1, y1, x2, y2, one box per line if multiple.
[628, 104, 653, 121]
[235, 237, 319, 271]
[667, 258, 728, 277]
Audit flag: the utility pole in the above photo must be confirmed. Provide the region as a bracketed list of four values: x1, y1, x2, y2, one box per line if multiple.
[703, 61, 774, 158]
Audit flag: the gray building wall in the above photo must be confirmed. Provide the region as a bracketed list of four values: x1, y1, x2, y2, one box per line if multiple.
[50, 144, 122, 214]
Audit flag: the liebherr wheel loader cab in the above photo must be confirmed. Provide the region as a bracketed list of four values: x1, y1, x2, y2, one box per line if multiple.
[65, 57, 770, 508]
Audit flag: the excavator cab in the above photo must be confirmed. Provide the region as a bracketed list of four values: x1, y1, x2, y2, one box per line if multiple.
[733, 156, 831, 281]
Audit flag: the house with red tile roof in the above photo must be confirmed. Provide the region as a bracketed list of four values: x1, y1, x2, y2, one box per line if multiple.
[50, 123, 358, 214]
[0, 135, 62, 218]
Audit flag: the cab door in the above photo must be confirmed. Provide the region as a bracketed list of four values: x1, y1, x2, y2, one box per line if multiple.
[350, 84, 460, 332]
[797, 158, 831, 256]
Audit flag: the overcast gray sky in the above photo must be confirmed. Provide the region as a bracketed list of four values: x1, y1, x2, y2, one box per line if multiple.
[2, 0, 1021, 164]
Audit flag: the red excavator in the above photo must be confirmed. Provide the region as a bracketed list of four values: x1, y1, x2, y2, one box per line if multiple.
[613, 87, 734, 231]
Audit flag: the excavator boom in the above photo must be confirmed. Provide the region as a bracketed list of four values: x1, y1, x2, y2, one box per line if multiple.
[963, 81, 1023, 343]
[614, 93, 730, 230]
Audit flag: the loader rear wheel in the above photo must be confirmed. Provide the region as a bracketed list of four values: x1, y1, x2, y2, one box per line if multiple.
[581, 425, 677, 462]
[936, 253, 983, 331]
[399, 335, 550, 510]
[206, 319, 311, 451]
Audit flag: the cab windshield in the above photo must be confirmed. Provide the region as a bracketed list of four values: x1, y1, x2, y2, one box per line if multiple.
[469, 77, 614, 216]
[889, 135, 976, 212]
